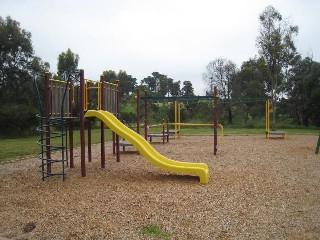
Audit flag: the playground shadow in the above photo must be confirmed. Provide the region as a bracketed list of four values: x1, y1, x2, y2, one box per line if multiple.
[144, 172, 200, 183]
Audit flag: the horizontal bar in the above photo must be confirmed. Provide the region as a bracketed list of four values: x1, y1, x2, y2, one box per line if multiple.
[140, 95, 269, 102]
[49, 79, 69, 84]
[85, 79, 118, 87]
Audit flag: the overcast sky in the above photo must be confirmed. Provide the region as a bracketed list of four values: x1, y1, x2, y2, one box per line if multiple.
[1, 0, 319, 94]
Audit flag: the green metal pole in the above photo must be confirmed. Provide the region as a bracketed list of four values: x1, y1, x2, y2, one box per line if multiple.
[316, 133, 320, 154]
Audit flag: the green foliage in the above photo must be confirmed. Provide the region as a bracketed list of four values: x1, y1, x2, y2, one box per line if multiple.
[1, 11, 319, 140]
[57, 48, 79, 79]
[0, 104, 37, 137]
[120, 103, 136, 123]
[117, 70, 137, 101]
[202, 58, 237, 124]
[235, 57, 268, 99]
[141, 72, 182, 97]
[181, 81, 195, 96]
[141, 224, 171, 239]
[256, 5, 299, 129]
[286, 57, 320, 126]
[0, 16, 49, 136]
[0, 16, 41, 104]
[149, 102, 171, 123]
[103, 69, 137, 101]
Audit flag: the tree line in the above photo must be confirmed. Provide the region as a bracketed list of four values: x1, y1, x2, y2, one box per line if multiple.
[0, 16, 195, 136]
[202, 6, 320, 129]
[1, 5, 319, 136]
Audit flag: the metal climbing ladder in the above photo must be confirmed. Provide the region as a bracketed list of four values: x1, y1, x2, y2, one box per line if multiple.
[36, 116, 69, 180]
[33, 72, 74, 180]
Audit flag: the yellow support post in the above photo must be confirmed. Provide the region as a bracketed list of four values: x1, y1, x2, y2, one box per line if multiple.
[84, 81, 88, 111]
[178, 102, 181, 139]
[218, 124, 224, 144]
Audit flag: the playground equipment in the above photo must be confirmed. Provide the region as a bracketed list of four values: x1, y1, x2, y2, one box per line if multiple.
[136, 86, 220, 155]
[85, 110, 209, 183]
[265, 100, 287, 139]
[146, 124, 169, 143]
[166, 100, 224, 143]
[79, 69, 122, 175]
[34, 70, 121, 180]
[34, 73, 74, 180]
[35, 69, 209, 183]
[211, 97, 275, 139]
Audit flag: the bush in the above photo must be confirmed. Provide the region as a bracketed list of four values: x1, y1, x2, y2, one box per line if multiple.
[0, 104, 38, 137]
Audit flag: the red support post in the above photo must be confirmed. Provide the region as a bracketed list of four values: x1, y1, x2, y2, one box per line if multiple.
[214, 86, 218, 156]
[116, 80, 120, 162]
[162, 120, 165, 144]
[87, 81, 92, 162]
[167, 120, 170, 143]
[112, 132, 116, 154]
[44, 72, 51, 174]
[144, 90, 148, 140]
[136, 88, 140, 134]
[68, 78, 74, 168]
[79, 69, 86, 176]
[100, 75, 105, 168]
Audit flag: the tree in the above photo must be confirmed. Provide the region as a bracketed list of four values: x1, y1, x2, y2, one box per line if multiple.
[235, 57, 268, 99]
[170, 80, 181, 96]
[117, 70, 137, 101]
[57, 48, 79, 79]
[202, 58, 237, 123]
[103, 70, 117, 82]
[203, 58, 237, 99]
[181, 81, 194, 96]
[141, 75, 157, 93]
[141, 72, 165, 95]
[286, 57, 320, 126]
[234, 58, 269, 123]
[0, 16, 49, 136]
[256, 5, 299, 130]
[141, 72, 180, 97]
[102, 70, 137, 101]
[0, 16, 34, 103]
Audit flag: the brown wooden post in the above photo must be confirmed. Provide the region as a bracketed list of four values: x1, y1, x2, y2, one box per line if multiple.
[44, 72, 51, 174]
[116, 80, 120, 162]
[68, 78, 74, 168]
[214, 86, 218, 156]
[79, 69, 86, 176]
[87, 81, 92, 162]
[136, 88, 140, 134]
[144, 90, 148, 140]
[100, 75, 105, 168]
[167, 120, 170, 143]
[112, 132, 116, 154]
[162, 120, 165, 144]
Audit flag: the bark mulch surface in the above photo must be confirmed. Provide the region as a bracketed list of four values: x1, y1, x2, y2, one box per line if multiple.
[0, 135, 319, 239]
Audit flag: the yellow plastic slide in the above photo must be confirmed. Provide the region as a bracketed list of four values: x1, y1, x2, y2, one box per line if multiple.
[85, 110, 209, 183]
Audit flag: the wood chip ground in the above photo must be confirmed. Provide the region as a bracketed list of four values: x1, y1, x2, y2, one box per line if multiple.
[0, 135, 319, 239]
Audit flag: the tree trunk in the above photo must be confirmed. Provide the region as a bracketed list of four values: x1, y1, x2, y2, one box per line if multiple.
[271, 98, 276, 131]
[228, 106, 232, 124]
[271, 74, 277, 131]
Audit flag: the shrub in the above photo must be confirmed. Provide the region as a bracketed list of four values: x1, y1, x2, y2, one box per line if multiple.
[0, 104, 38, 137]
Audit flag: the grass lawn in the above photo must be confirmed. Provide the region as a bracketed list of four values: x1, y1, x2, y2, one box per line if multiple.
[0, 129, 113, 163]
[0, 126, 318, 163]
